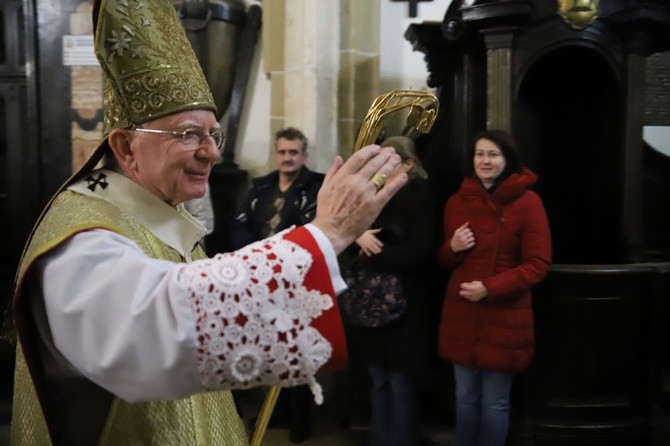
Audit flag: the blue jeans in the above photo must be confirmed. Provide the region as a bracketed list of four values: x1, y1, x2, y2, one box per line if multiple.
[368, 364, 419, 446]
[453, 364, 513, 446]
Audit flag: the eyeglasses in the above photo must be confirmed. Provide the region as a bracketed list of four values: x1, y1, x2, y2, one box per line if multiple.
[130, 127, 225, 150]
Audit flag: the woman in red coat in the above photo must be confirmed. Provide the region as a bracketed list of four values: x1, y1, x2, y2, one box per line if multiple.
[437, 130, 552, 446]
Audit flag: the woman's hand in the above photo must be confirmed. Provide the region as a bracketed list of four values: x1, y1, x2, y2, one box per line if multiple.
[450, 222, 475, 253]
[356, 229, 383, 256]
[459, 281, 487, 302]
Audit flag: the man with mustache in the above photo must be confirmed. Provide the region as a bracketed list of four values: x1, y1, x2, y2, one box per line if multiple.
[232, 127, 324, 248]
[231, 127, 325, 443]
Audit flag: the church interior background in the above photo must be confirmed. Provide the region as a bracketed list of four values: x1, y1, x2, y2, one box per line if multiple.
[2, 0, 670, 444]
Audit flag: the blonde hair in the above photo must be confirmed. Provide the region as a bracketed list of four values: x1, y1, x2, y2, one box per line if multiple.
[380, 136, 428, 180]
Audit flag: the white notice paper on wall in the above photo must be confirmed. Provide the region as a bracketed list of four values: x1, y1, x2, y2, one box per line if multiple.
[63, 35, 98, 66]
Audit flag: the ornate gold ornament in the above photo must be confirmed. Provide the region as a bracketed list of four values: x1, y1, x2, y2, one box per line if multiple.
[557, 0, 599, 30]
[354, 88, 440, 151]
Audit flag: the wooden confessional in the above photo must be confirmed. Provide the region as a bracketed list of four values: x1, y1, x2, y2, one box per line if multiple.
[406, 1, 670, 444]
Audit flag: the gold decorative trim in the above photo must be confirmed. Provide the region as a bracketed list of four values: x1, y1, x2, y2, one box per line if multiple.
[96, 0, 215, 134]
[557, 0, 599, 30]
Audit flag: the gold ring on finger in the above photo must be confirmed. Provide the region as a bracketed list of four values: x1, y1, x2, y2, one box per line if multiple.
[369, 172, 387, 189]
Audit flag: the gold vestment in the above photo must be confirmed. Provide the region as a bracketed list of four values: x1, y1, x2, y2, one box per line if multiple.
[11, 189, 247, 445]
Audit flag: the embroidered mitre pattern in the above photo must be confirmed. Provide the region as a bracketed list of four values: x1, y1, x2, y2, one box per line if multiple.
[181, 235, 333, 404]
[95, 0, 215, 134]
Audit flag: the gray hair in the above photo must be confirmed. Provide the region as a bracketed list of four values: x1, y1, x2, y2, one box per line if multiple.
[380, 136, 428, 180]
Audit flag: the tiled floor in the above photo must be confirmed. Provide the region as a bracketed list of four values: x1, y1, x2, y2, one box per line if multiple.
[259, 415, 457, 446]
[236, 384, 457, 446]
[250, 403, 369, 445]
[236, 386, 367, 446]
[258, 408, 456, 446]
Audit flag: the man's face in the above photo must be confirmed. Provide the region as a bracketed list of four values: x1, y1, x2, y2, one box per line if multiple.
[275, 137, 307, 176]
[127, 109, 221, 206]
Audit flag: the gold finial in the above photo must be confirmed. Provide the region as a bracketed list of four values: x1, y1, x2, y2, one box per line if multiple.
[557, 0, 599, 30]
[354, 89, 439, 152]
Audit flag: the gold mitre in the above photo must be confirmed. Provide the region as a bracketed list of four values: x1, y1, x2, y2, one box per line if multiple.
[52, 0, 217, 191]
[94, 0, 217, 135]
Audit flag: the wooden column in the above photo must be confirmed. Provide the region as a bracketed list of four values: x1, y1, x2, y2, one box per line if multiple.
[622, 53, 645, 256]
[481, 27, 515, 132]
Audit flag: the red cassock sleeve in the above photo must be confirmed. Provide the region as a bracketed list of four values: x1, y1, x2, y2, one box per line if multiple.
[283, 227, 348, 372]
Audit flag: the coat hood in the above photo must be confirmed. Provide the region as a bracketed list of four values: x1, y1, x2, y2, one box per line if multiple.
[460, 167, 538, 205]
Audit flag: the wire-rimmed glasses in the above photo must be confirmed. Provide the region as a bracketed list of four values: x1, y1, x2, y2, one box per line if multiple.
[130, 127, 225, 151]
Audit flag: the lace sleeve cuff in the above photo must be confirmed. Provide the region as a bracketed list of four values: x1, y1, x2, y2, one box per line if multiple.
[181, 229, 343, 404]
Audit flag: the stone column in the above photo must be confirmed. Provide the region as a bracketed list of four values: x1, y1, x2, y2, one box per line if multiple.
[262, 0, 379, 169]
[263, 0, 340, 171]
[339, 0, 380, 158]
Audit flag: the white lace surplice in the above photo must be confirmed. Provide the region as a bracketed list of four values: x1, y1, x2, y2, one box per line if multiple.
[183, 234, 335, 404]
[36, 170, 345, 405]
[38, 228, 343, 404]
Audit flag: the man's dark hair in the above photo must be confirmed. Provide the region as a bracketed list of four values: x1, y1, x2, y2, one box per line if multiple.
[275, 127, 308, 152]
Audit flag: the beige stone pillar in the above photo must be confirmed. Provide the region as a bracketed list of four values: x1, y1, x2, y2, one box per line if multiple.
[339, 0, 380, 158]
[262, 0, 380, 170]
[263, 0, 339, 171]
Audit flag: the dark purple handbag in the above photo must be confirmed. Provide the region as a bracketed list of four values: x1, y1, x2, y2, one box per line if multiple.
[339, 268, 407, 327]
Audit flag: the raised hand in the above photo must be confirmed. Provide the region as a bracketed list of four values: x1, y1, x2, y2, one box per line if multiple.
[450, 222, 475, 253]
[311, 145, 406, 254]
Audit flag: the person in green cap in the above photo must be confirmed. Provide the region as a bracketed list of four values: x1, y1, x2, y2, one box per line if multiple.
[7, 0, 406, 444]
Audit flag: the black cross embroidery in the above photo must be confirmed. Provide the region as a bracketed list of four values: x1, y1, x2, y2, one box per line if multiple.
[86, 173, 108, 192]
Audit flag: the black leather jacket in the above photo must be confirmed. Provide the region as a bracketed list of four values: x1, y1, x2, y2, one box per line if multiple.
[230, 167, 324, 249]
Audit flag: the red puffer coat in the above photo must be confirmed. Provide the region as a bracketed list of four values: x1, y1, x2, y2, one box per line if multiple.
[437, 168, 552, 373]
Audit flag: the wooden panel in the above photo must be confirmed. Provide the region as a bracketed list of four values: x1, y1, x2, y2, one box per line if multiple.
[0, 0, 38, 273]
[510, 265, 670, 445]
[0, 0, 39, 404]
